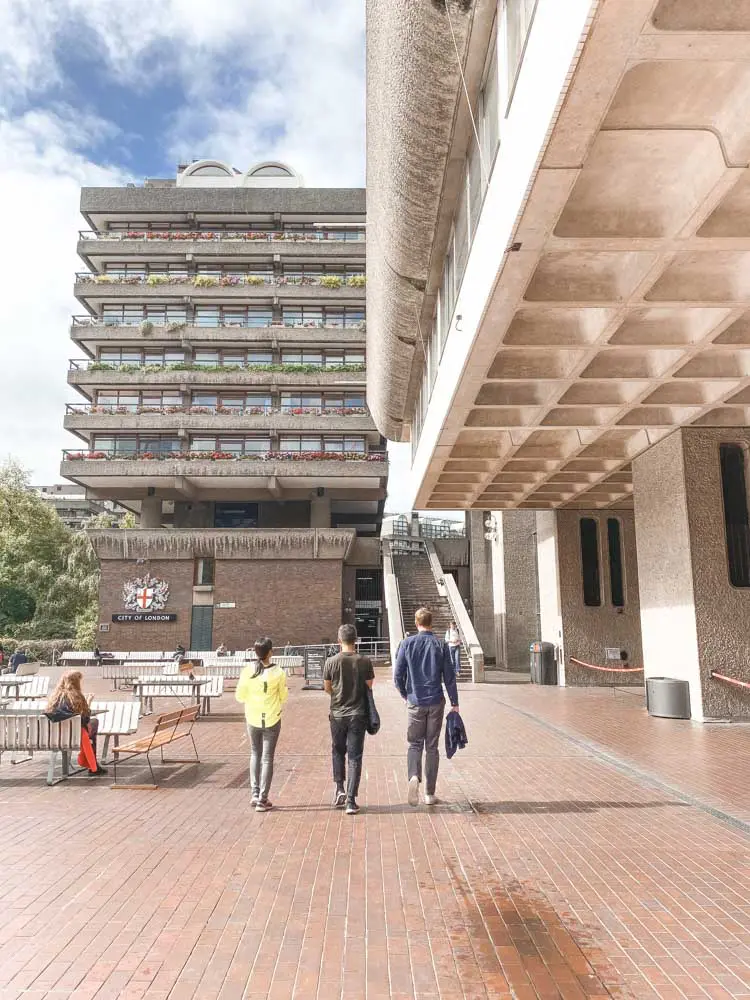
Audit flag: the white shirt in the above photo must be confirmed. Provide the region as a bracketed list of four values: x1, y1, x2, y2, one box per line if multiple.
[445, 628, 460, 647]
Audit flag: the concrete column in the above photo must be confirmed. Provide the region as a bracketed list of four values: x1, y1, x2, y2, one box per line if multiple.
[310, 493, 332, 528]
[535, 510, 565, 683]
[139, 496, 163, 528]
[467, 510, 496, 662]
[491, 510, 539, 672]
[633, 427, 750, 721]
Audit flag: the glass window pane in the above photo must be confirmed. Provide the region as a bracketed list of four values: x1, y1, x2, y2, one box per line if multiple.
[607, 518, 625, 608]
[580, 518, 601, 607]
[720, 443, 750, 588]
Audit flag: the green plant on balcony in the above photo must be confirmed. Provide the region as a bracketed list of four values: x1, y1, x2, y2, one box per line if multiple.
[93, 275, 115, 284]
[146, 275, 171, 286]
[319, 275, 343, 289]
[139, 320, 154, 335]
[245, 275, 266, 286]
[165, 321, 187, 332]
[346, 274, 366, 288]
[193, 275, 219, 288]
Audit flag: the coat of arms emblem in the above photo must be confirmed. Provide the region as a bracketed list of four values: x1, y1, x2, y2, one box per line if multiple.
[122, 574, 169, 612]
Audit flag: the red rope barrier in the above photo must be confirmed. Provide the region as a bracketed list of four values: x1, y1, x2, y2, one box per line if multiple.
[710, 671, 750, 692]
[569, 656, 644, 674]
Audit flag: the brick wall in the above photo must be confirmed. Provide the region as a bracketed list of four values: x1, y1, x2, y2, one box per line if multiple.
[98, 556, 345, 651]
[99, 559, 195, 651]
[212, 558, 343, 647]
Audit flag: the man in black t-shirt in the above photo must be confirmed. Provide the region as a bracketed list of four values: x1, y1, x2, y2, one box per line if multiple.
[323, 623, 375, 815]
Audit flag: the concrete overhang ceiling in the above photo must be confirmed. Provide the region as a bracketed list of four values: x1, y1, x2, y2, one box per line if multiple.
[419, 0, 750, 510]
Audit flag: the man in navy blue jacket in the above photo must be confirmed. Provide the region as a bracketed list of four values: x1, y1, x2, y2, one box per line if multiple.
[394, 607, 459, 806]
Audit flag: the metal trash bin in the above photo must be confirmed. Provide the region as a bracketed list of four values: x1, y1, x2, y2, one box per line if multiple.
[646, 677, 691, 720]
[529, 641, 558, 685]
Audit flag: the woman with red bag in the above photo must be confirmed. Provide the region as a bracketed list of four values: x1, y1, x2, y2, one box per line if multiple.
[46, 671, 107, 776]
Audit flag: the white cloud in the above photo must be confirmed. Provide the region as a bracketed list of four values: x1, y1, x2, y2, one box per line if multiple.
[0, 109, 129, 483]
[0, 0, 366, 484]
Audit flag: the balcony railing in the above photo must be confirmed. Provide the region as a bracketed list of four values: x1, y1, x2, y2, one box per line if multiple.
[71, 315, 366, 331]
[68, 360, 366, 374]
[74, 273, 366, 289]
[65, 404, 370, 417]
[79, 229, 366, 243]
[62, 448, 386, 463]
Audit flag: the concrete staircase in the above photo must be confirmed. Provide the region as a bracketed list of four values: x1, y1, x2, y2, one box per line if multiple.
[393, 551, 471, 680]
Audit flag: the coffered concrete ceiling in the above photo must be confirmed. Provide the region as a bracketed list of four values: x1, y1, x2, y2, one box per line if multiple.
[419, 0, 750, 510]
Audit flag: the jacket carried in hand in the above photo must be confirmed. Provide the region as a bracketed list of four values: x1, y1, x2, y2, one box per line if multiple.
[394, 630, 459, 707]
[445, 710, 468, 759]
[235, 662, 289, 728]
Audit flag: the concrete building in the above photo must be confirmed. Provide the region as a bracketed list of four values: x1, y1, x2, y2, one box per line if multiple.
[367, 0, 750, 718]
[62, 161, 387, 649]
[33, 484, 125, 531]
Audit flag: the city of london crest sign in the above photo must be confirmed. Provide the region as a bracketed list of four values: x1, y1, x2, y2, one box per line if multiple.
[122, 573, 170, 612]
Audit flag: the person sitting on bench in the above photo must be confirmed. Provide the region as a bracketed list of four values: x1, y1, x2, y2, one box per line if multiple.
[46, 671, 107, 776]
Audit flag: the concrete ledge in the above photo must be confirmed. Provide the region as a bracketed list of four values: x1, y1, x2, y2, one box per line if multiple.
[79, 239, 365, 262]
[64, 411, 377, 433]
[88, 527, 358, 560]
[71, 324, 366, 348]
[68, 369, 367, 390]
[61, 457, 388, 480]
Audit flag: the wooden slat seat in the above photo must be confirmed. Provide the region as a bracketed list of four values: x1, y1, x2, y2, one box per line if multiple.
[111, 706, 200, 789]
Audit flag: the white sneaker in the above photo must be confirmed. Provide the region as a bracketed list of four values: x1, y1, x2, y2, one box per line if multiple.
[424, 794, 438, 806]
[408, 775, 420, 806]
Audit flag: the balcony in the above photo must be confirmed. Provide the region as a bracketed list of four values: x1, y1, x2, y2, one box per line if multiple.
[69, 316, 366, 351]
[73, 272, 367, 309]
[63, 403, 376, 434]
[61, 448, 388, 496]
[77, 229, 366, 265]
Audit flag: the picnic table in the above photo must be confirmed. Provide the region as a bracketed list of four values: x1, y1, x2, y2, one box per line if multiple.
[133, 675, 213, 716]
[0, 677, 34, 700]
[90, 700, 141, 762]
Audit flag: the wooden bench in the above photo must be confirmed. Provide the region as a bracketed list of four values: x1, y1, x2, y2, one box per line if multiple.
[89, 700, 141, 762]
[0, 709, 82, 785]
[111, 706, 200, 789]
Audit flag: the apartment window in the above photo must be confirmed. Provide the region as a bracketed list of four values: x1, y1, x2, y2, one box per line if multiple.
[194, 305, 272, 327]
[607, 518, 625, 608]
[278, 435, 366, 453]
[96, 390, 181, 410]
[505, 0, 538, 108]
[720, 443, 750, 587]
[579, 517, 601, 607]
[214, 503, 259, 528]
[194, 558, 215, 586]
[283, 306, 324, 326]
[453, 170, 470, 287]
[98, 349, 185, 366]
[92, 435, 180, 455]
[324, 308, 365, 328]
[190, 436, 271, 455]
[480, 33, 500, 166]
[281, 393, 322, 410]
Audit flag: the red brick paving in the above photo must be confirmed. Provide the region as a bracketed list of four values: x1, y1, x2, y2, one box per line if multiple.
[0, 669, 748, 999]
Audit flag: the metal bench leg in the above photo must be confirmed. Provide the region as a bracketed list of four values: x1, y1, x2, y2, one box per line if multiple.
[46, 751, 70, 786]
[101, 734, 111, 763]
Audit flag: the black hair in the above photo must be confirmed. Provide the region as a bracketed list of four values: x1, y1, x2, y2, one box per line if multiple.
[252, 637, 273, 677]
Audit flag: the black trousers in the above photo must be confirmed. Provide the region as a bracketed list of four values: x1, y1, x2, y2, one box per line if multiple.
[330, 715, 366, 802]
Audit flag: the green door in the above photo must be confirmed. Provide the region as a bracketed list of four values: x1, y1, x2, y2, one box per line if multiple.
[190, 605, 214, 652]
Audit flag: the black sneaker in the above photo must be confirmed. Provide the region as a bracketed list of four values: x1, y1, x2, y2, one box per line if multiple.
[88, 765, 108, 776]
[333, 788, 346, 809]
[345, 800, 360, 815]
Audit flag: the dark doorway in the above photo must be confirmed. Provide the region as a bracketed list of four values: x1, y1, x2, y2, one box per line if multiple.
[190, 605, 214, 651]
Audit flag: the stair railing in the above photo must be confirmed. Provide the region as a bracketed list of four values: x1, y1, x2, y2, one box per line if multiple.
[382, 538, 406, 665]
[424, 540, 485, 682]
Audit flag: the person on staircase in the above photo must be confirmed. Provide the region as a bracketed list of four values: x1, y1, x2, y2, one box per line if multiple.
[444, 620, 461, 677]
[394, 607, 459, 807]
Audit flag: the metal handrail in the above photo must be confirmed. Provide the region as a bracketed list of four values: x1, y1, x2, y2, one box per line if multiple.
[62, 448, 387, 462]
[79, 229, 366, 243]
[64, 403, 370, 417]
[382, 539, 406, 664]
[71, 315, 366, 331]
[67, 358, 366, 372]
[74, 272, 366, 288]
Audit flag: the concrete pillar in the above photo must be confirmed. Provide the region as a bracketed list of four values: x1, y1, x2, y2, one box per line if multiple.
[139, 496, 163, 528]
[310, 493, 332, 528]
[535, 510, 565, 682]
[633, 427, 750, 721]
[467, 510, 496, 662]
[491, 510, 539, 672]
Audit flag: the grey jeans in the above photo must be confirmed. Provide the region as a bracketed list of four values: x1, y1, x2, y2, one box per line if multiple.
[407, 702, 445, 795]
[248, 721, 281, 801]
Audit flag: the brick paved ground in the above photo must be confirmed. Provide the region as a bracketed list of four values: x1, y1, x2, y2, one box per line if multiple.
[0, 670, 748, 1000]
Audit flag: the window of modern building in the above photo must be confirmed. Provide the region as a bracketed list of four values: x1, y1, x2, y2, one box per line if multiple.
[194, 557, 215, 586]
[214, 502, 259, 528]
[92, 435, 180, 455]
[281, 393, 323, 410]
[101, 304, 188, 325]
[282, 306, 324, 326]
[579, 517, 602, 607]
[192, 349, 273, 367]
[278, 435, 366, 453]
[720, 443, 750, 588]
[190, 436, 271, 454]
[196, 263, 272, 278]
[190, 165, 232, 177]
[505, 0, 538, 108]
[194, 305, 272, 327]
[607, 518, 625, 608]
[96, 390, 182, 409]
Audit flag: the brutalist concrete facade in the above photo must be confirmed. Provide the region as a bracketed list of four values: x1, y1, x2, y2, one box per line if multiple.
[63, 163, 387, 649]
